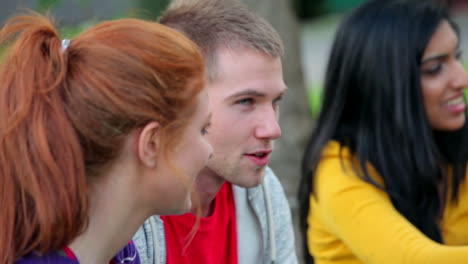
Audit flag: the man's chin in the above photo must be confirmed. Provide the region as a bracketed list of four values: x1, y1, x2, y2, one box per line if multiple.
[232, 167, 266, 188]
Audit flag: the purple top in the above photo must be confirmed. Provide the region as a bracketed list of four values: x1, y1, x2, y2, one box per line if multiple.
[15, 241, 141, 264]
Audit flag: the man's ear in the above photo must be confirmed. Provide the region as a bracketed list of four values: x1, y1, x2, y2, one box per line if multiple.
[137, 121, 160, 168]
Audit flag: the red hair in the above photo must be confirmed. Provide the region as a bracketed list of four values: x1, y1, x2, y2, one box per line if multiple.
[0, 12, 204, 263]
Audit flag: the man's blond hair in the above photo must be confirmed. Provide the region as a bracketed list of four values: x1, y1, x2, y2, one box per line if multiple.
[159, 0, 284, 81]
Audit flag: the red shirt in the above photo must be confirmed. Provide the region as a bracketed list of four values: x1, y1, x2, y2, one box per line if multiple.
[162, 182, 238, 264]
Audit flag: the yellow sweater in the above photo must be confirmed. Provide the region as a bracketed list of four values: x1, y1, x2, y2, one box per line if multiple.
[307, 141, 468, 264]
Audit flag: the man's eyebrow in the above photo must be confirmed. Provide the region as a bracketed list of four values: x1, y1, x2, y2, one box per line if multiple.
[226, 89, 266, 101]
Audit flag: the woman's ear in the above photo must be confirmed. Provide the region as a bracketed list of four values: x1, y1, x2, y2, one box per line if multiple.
[137, 121, 160, 168]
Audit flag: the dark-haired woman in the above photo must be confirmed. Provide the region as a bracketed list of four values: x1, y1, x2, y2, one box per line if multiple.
[299, 0, 468, 263]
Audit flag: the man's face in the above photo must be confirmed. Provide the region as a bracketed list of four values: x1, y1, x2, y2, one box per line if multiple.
[205, 47, 286, 188]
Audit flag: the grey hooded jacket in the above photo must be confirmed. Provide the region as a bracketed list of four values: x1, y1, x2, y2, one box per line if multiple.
[132, 167, 298, 264]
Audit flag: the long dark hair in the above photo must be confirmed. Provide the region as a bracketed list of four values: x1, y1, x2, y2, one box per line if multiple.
[298, 0, 468, 263]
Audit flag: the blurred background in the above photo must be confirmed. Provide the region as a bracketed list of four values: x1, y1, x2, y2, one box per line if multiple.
[1, 0, 468, 262]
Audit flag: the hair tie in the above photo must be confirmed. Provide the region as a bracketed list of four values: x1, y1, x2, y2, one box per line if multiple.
[61, 39, 71, 52]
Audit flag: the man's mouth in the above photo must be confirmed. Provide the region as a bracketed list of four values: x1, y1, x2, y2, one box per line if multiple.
[250, 152, 267, 158]
[245, 150, 272, 166]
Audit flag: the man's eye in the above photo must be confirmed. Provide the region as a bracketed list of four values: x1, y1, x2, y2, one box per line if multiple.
[456, 50, 463, 61]
[237, 98, 254, 106]
[273, 96, 283, 105]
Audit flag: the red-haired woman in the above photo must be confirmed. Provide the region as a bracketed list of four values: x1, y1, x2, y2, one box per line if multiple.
[0, 13, 212, 264]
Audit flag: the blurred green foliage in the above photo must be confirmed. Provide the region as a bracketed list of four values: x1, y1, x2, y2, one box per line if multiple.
[38, 0, 61, 11]
[324, 0, 366, 13]
[293, 0, 325, 20]
[37, 0, 170, 19]
[38, 0, 91, 11]
[137, 0, 170, 19]
[60, 20, 96, 38]
[33, 0, 171, 37]
[293, 0, 366, 20]
[307, 84, 323, 118]
[1, 0, 171, 60]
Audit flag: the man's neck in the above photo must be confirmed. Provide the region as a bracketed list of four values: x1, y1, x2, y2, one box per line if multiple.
[191, 167, 226, 217]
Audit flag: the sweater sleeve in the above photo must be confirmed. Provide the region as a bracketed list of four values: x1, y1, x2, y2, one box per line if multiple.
[309, 157, 468, 264]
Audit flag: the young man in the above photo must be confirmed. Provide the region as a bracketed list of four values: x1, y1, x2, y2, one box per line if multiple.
[133, 0, 298, 263]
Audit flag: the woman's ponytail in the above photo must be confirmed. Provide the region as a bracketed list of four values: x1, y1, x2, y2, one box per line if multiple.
[0, 13, 88, 264]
